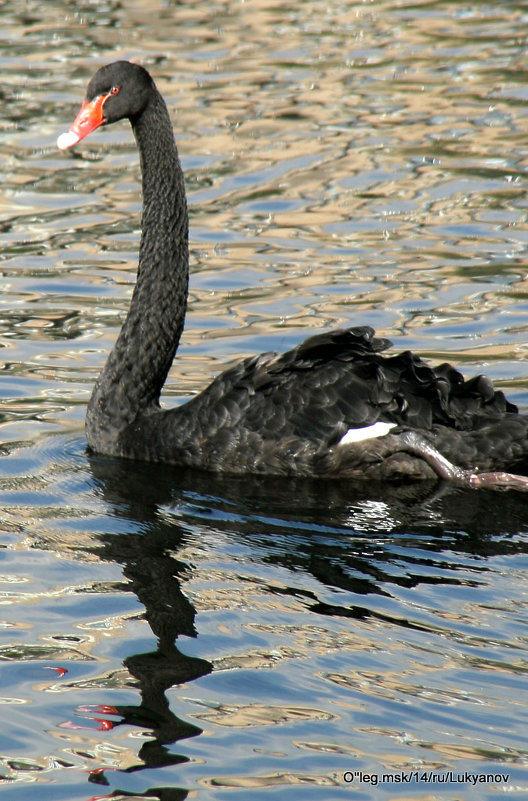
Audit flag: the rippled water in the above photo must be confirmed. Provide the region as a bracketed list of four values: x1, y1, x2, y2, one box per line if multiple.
[1, 1, 528, 799]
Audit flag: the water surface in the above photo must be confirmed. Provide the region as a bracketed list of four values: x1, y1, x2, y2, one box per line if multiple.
[1, 2, 528, 799]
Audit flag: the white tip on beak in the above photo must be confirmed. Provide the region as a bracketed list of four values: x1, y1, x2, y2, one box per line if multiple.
[57, 130, 81, 150]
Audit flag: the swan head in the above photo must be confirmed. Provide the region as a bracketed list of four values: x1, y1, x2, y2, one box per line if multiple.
[57, 61, 153, 150]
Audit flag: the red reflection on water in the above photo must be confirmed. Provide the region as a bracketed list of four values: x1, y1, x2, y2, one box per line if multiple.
[44, 666, 67, 677]
[94, 718, 115, 731]
[78, 704, 119, 715]
[58, 718, 116, 731]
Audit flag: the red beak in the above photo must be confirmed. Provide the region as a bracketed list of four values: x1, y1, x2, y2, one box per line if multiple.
[57, 94, 108, 150]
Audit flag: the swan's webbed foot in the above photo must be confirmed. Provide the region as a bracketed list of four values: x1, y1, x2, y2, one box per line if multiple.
[397, 431, 528, 491]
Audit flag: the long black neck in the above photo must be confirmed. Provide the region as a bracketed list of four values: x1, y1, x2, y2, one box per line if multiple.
[86, 86, 189, 453]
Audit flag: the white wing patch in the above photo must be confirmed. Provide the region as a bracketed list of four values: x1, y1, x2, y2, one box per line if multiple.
[338, 421, 396, 446]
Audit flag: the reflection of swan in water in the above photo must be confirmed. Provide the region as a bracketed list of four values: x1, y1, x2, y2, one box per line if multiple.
[59, 61, 528, 490]
[85, 467, 211, 796]
[70, 453, 528, 793]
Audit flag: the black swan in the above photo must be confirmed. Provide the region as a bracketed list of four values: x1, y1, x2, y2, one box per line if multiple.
[57, 61, 528, 489]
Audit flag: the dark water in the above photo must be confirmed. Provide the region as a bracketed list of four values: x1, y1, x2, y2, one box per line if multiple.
[1, 2, 528, 799]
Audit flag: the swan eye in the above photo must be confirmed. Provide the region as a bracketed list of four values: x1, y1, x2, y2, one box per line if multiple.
[110, 86, 119, 95]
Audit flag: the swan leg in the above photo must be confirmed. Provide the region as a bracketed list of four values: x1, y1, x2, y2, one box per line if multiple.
[397, 431, 528, 491]
[464, 471, 528, 491]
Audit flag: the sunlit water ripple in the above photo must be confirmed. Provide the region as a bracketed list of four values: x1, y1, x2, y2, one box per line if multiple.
[1, 2, 528, 800]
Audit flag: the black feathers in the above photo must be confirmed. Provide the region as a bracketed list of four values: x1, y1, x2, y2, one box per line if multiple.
[64, 62, 528, 485]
